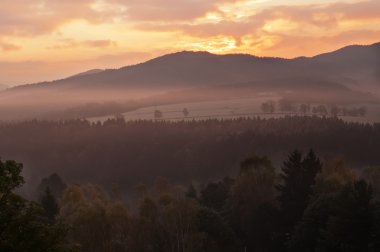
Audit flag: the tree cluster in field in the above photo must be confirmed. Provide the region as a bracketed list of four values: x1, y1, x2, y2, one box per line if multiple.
[0, 116, 379, 195]
[4, 149, 380, 252]
[261, 99, 367, 117]
[152, 107, 189, 119]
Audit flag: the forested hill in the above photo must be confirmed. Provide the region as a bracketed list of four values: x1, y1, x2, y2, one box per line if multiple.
[1, 116, 379, 195]
[8, 42, 380, 92]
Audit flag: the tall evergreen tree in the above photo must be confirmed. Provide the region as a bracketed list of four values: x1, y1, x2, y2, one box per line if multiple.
[40, 187, 59, 223]
[37, 173, 66, 200]
[276, 150, 322, 242]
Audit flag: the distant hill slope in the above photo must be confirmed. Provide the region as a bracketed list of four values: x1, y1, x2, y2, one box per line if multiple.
[7, 42, 379, 93]
[0, 84, 8, 91]
[0, 42, 378, 120]
[311, 42, 380, 93]
[69, 69, 104, 78]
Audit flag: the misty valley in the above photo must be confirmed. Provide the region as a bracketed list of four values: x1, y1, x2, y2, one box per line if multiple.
[0, 5, 380, 250]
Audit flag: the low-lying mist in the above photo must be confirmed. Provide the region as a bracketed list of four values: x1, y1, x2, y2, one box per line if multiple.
[0, 78, 377, 121]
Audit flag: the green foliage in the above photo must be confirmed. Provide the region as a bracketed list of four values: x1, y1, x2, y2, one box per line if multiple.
[319, 180, 374, 252]
[3, 151, 378, 252]
[315, 158, 356, 194]
[289, 193, 335, 251]
[200, 177, 233, 212]
[291, 175, 378, 252]
[227, 155, 277, 251]
[60, 184, 130, 252]
[0, 160, 24, 198]
[197, 207, 238, 252]
[0, 159, 73, 252]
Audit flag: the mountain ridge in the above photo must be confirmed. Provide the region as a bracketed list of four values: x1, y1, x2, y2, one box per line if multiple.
[6, 41, 379, 93]
[0, 41, 378, 120]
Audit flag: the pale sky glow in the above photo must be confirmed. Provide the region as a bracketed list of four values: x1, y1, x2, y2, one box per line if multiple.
[0, 0, 379, 85]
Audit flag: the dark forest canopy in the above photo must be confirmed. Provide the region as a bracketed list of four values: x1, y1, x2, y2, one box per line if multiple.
[2, 151, 380, 252]
[0, 116, 379, 196]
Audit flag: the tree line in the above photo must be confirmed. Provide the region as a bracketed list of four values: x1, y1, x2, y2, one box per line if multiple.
[261, 99, 367, 117]
[2, 149, 380, 251]
[0, 116, 379, 196]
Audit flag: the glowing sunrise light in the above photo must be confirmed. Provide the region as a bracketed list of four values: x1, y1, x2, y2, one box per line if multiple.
[0, 0, 379, 85]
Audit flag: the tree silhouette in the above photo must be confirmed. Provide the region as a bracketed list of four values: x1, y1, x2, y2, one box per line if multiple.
[0, 159, 73, 252]
[261, 101, 275, 113]
[276, 150, 322, 243]
[154, 109, 163, 119]
[183, 108, 190, 117]
[40, 187, 59, 223]
[320, 180, 374, 252]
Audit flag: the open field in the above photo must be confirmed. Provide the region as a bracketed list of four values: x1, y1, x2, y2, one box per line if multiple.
[88, 97, 380, 124]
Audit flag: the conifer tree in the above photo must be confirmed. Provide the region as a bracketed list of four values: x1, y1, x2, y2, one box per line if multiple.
[41, 187, 59, 223]
[276, 150, 322, 241]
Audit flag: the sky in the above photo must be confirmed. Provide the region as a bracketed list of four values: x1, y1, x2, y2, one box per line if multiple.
[0, 0, 379, 85]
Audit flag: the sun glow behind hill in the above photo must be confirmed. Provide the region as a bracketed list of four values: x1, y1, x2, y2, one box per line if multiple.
[0, 0, 379, 85]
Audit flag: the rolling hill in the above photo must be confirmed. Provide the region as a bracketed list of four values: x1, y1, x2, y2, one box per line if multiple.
[0, 42, 379, 120]
[8, 42, 379, 92]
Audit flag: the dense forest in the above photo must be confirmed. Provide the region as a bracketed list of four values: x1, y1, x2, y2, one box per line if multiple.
[2, 149, 380, 251]
[0, 116, 379, 197]
[1, 117, 380, 251]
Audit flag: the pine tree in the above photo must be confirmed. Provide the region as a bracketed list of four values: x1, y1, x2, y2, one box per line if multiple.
[276, 150, 322, 242]
[41, 187, 59, 223]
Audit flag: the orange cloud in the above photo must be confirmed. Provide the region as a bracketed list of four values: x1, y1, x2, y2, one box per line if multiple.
[109, 0, 240, 21]
[0, 0, 105, 36]
[136, 0, 379, 35]
[257, 29, 380, 58]
[49, 39, 117, 49]
[0, 0, 379, 84]
[0, 41, 21, 51]
[133, 0, 380, 54]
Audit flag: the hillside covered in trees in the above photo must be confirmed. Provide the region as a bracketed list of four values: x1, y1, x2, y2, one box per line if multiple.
[0, 116, 378, 196]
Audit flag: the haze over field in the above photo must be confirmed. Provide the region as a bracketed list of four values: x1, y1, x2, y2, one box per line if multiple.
[0, 0, 379, 121]
[0, 41, 378, 120]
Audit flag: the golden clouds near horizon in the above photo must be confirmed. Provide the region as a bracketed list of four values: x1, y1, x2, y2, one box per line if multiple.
[0, 0, 379, 84]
